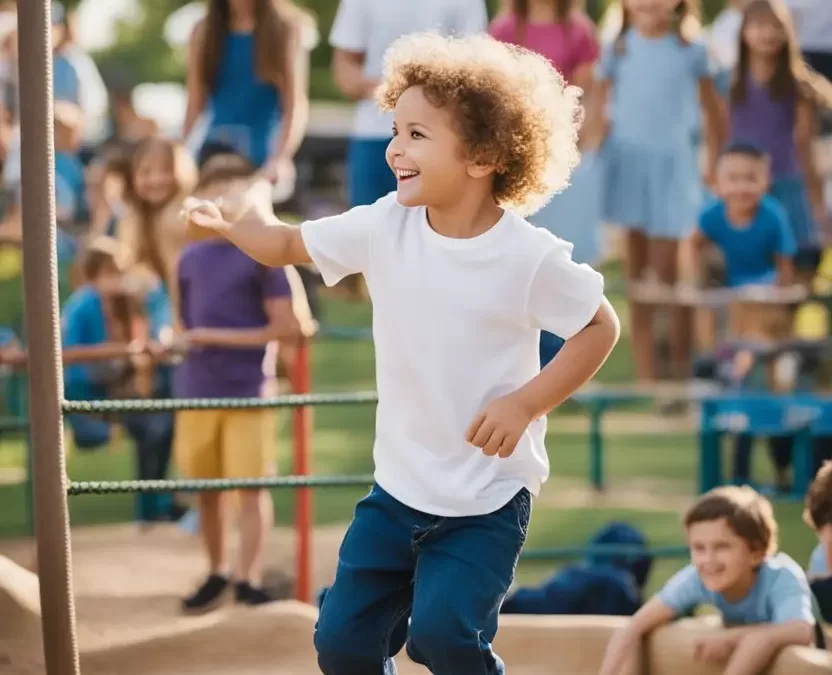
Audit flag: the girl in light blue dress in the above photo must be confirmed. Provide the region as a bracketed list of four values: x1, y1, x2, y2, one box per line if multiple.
[590, 0, 724, 381]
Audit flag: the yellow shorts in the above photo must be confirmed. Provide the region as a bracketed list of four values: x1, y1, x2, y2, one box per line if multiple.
[174, 409, 277, 479]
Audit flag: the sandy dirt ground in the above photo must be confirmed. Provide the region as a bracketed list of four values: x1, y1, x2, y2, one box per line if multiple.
[0, 522, 628, 675]
[1, 524, 831, 675]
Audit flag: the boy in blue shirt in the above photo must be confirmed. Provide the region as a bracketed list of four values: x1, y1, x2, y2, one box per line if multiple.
[599, 486, 819, 675]
[695, 142, 796, 289]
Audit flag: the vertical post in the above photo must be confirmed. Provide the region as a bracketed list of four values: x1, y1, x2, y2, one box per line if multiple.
[17, 2, 80, 674]
[589, 400, 606, 491]
[292, 341, 312, 603]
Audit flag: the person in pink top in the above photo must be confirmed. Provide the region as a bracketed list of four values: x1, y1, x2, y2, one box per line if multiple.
[490, 0, 603, 367]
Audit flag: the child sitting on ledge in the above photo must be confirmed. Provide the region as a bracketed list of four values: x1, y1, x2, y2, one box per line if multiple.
[599, 486, 822, 675]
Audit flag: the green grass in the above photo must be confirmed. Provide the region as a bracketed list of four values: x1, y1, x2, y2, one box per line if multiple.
[0, 285, 819, 595]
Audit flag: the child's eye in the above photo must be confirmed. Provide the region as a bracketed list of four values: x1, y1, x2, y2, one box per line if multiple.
[410, 131, 424, 139]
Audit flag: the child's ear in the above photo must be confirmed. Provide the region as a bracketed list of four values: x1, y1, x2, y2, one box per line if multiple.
[466, 161, 496, 180]
[750, 545, 767, 567]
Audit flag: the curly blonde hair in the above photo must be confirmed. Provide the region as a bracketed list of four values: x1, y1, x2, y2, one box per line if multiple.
[376, 32, 581, 216]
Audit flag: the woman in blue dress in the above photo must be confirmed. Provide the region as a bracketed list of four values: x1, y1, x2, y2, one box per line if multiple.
[183, 0, 312, 184]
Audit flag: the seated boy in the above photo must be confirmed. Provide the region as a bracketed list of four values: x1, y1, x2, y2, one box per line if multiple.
[695, 143, 802, 489]
[805, 460, 832, 622]
[599, 486, 820, 675]
[174, 153, 303, 612]
[60, 237, 180, 524]
[694, 142, 796, 291]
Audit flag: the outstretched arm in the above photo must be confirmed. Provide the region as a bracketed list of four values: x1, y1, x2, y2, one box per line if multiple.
[181, 180, 312, 269]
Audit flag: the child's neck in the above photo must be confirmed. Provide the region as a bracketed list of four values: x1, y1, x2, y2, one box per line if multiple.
[748, 54, 776, 85]
[720, 568, 759, 603]
[636, 21, 671, 39]
[725, 201, 758, 228]
[228, 0, 255, 31]
[527, 0, 561, 23]
[425, 194, 503, 240]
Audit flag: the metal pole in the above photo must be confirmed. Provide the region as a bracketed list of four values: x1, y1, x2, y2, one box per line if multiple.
[17, 0, 80, 673]
[293, 342, 312, 602]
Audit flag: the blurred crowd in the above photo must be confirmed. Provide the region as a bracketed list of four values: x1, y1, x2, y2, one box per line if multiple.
[0, 0, 828, 610]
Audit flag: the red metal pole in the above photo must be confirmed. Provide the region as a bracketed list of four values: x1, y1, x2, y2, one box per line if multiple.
[292, 341, 312, 602]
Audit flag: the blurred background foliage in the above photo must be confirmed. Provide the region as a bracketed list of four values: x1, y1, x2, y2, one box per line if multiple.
[29, 0, 728, 100]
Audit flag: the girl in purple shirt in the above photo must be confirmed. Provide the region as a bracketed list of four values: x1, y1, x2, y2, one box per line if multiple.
[729, 0, 832, 263]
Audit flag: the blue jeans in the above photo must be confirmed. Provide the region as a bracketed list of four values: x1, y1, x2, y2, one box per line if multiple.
[314, 484, 531, 675]
[69, 411, 175, 522]
[540, 331, 565, 368]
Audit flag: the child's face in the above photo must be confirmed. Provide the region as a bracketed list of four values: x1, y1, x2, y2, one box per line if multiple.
[688, 518, 764, 594]
[743, 8, 787, 58]
[625, 0, 675, 31]
[133, 146, 177, 208]
[386, 86, 479, 210]
[716, 154, 769, 211]
[92, 265, 124, 297]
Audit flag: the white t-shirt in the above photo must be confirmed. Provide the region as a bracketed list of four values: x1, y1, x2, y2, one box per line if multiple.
[329, 0, 488, 139]
[300, 193, 604, 516]
[782, 0, 832, 53]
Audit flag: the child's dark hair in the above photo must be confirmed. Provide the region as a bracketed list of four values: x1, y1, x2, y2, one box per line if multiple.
[197, 152, 257, 191]
[684, 486, 779, 556]
[805, 461, 832, 530]
[79, 237, 125, 282]
[376, 32, 581, 216]
[732, 0, 832, 110]
[719, 141, 770, 162]
[615, 0, 700, 55]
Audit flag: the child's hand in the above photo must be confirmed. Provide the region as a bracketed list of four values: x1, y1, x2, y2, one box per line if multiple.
[465, 393, 534, 458]
[693, 633, 739, 663]
[181, 197, 232, 230]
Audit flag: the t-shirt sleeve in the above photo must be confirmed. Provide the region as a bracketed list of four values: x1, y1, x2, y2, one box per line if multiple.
[573, 17, 601, 66]
[53, 57, 81, 105]
[698, 204, 720, 241]
[526, 237, 605, 340]
[769, 567, 816, 625]
[329, 0, 367, 52]
[262, 266, 293, 299]
[300, 195, 391, 287]
[657, 564, 708, 617]
[687, 40, 712, 79]
[61, 297, 87, 348]
[768, 200, 797, 257]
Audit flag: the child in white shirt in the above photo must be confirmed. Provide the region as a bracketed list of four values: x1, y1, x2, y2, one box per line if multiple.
[182, 32, 619, 675]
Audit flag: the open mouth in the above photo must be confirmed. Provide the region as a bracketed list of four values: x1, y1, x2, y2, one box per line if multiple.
[396, 169, 419, 183]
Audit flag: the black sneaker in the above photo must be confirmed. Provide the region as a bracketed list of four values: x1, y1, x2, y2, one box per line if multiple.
[235, 581, 276, 606]
[182, 574, 230, 614]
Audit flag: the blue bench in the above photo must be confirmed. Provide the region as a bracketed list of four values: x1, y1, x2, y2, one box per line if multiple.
[699, 393, 832, 499]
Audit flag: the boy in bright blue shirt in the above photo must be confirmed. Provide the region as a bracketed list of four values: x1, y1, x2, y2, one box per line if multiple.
[695, 142, 796, 288]
[599, 486, 820, 675]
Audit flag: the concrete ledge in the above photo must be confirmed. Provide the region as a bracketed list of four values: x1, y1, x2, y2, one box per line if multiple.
[648, 617, 832, 675]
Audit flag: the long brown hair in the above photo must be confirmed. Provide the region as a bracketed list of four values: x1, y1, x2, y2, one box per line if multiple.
[614, 0, 700, 55]
[730, 0, 832, 109]
[123, 136, 197, 283]
[199, 0, 302, 93]
[512, 0, 576, 43]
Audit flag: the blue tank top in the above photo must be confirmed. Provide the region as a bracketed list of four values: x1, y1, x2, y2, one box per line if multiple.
[205, 32, 282, 168]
